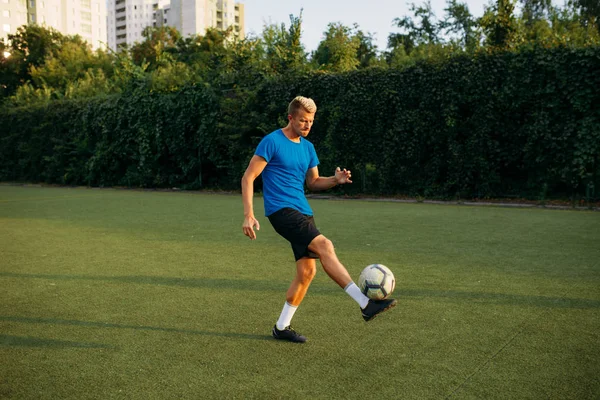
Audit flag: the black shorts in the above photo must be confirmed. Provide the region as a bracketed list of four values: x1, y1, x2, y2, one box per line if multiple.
[268, 207, 321, 261]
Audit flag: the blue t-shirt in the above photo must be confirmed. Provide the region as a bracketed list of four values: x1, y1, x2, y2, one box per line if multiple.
[255, 129, 319, 216]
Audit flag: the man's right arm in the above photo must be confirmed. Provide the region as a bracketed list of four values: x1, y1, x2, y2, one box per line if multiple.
[241, 155, 268, 240]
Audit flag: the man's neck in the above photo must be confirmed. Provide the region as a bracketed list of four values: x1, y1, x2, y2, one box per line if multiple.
[281, 126, 300, 143]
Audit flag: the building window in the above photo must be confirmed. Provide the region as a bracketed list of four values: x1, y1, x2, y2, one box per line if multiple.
[80, 0, 90, 8]
[81, 11, 91, 21]
[81, 23, 91, 33]
[29, 0, 34, 7]
[29, 13, 35, 22]
[3, 24, 10, 32]
[2, 0, 9, 4]
[2, 10, 10, 17]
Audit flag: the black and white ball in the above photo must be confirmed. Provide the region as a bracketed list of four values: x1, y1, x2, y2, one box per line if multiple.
[358, 264, 396, 300]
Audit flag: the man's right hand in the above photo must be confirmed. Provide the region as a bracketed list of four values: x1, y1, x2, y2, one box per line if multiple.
[242, 216, 261, 240]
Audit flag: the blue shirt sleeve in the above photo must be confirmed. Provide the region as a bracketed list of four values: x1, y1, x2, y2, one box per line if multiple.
[255, 134, 276, 162]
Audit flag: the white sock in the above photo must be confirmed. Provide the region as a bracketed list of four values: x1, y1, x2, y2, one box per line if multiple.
[276, 302, 298, 330]
[344, 282, 370, 309]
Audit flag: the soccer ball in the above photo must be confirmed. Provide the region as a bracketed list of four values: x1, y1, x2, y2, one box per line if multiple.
[358, 264, 395, 300]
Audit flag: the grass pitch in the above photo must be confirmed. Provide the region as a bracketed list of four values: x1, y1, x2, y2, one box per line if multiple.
[1, 185, 599, 399]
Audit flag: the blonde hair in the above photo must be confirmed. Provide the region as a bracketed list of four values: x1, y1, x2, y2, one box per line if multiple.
[288, 96, 317, 116]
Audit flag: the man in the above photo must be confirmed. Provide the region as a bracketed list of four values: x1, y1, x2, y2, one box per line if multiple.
[241, 96, 396, 343]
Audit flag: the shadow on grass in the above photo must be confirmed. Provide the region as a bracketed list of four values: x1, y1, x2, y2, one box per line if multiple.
[0, 334, 114, 349]
[399, 288, 600, 309]
[0, 271, 337, 294]
[0, 316, 272, 342]
[2, 272, 599, 309]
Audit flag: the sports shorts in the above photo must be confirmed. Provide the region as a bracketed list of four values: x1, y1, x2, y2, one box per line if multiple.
[267, 207, 321, 261]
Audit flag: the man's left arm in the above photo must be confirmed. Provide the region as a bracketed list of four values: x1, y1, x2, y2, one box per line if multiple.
[305, 166, 352, 192]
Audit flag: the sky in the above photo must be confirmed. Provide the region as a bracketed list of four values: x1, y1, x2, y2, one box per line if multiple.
[239, 0, 491, 53]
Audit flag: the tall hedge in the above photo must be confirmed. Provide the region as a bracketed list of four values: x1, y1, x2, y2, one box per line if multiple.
[0, 85, 222, 189]
[251, 46, 600, 199]
[1, 46, 598, 200]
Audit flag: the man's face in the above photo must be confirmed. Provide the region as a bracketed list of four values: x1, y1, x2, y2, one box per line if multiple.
[289, 109, 315, 138]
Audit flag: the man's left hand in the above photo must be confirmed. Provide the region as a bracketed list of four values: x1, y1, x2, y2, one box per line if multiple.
[335, 167, 352, 184]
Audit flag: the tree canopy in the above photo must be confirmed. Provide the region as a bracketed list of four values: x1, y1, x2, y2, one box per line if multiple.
[0, 0, 598, 106]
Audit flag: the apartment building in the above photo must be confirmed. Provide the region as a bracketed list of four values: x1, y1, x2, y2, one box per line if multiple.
[1, 0, 107, 50]
[1, 0, 27, 45]
[108, 0, 170, 50]
[217, 0, 243, 40]
[107, 0, 244, 50]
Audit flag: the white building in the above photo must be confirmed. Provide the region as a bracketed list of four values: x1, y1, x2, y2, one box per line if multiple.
[107, 0, 244, 51]
[1, 0, 107, 50]
[107, 0, 170, 50]
[1, 0, 28, 46]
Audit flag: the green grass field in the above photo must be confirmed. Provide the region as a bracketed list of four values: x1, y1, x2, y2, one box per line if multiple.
[1, 185, 599, 399]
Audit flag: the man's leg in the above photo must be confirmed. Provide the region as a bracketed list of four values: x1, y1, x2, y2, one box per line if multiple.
[276, 257, 316, 329]
[287, 257, 317, 306]
[308, 235, 397, 321]
[308, 235, 354, 288]
[272, 258, 316, 343]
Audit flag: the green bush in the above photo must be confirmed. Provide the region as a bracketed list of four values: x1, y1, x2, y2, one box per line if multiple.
[1, 47, 598, 200]
[250, 46, 600, 199]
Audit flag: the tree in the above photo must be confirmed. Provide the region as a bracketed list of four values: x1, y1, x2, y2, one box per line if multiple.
[354, 28, 384, 69]
[440, 0, 480, 52]
[312, 22, 360, 72]
[479, 0, 520, 50]
[521, 0, 553, 21]
[385, 1, 452, 67]
[0, 25, 67, 99]
[261, 12, 308, 75]
[389, 0, 441, 53]
[547, 5, 600, 47]
[29, 39, 113, 90]
[2, 25, 116, 103]
[130, 26, 181, 70]
[569, 0, 600, 32]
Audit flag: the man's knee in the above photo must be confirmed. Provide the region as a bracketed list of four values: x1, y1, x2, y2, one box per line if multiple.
[297, 260, 317, 282]
[309, 235, 335, 258]
[303, 264, 317, 281]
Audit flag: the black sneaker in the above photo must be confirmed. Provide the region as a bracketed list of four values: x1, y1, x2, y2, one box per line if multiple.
[272, 325, 307, 343]
[361, 298, 397, 322]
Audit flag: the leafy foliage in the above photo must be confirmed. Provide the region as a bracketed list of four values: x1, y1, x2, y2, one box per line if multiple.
[0, 3, 599, 201]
